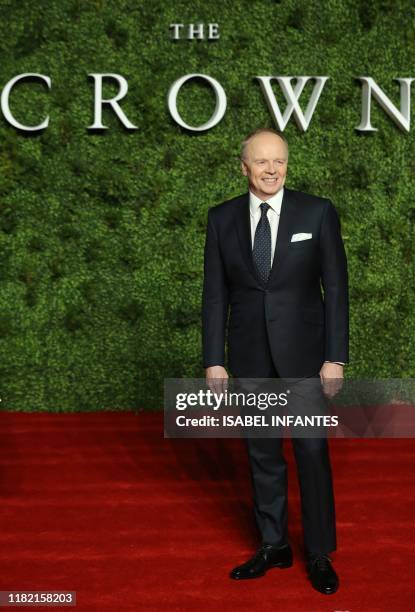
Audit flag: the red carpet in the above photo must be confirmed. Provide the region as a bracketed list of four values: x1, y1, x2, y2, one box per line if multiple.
[0, 411, 414, 611]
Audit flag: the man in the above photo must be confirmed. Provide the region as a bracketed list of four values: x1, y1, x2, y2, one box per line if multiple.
[201, 128, 349, 595]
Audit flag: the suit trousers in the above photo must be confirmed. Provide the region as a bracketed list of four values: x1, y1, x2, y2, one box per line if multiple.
[238, 334, 337, 556]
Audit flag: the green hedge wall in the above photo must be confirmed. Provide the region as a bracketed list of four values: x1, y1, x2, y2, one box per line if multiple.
[0, 0, 414, 411]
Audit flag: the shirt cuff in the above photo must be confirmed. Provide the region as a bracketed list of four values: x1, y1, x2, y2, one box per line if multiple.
[324, 360, 346, 365]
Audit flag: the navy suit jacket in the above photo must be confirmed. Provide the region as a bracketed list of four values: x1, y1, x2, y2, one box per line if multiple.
[202, 187, 349, 378]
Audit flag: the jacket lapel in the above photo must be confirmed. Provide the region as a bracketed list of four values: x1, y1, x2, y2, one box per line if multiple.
[267, 187, 299, 287]
[235, 191, 258, 282]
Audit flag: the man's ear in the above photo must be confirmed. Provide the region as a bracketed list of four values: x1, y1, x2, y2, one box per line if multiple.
[240, 159, 248, 176]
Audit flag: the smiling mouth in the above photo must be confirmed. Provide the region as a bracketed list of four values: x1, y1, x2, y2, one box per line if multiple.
[262, 178, 278, 183]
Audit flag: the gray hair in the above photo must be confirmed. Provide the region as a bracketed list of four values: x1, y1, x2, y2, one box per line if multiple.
[240, 128, 289, 161]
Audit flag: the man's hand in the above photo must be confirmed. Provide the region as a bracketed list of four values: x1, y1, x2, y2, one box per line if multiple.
[206, 365, 229, 396]
[319, 362, 344, 399]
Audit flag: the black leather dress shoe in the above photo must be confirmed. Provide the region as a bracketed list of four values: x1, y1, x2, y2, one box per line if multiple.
[230, 544, 293, 580]
[306, 554, 339, 594]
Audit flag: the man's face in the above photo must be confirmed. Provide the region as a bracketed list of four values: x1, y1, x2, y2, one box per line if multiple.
[240, 133, 288, 200]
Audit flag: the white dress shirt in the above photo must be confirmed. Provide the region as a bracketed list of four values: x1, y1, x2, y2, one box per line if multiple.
[249, 187, 344, 367]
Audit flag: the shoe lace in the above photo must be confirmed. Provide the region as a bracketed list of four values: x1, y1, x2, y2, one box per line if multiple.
[310, 554, 332, 571]
[256, 544, 274, 559]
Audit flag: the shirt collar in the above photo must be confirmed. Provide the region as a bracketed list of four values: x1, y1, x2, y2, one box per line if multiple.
[249, 187, 284, 217]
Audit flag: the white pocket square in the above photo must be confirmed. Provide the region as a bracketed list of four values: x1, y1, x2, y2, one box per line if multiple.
[291, 232, 312, 242]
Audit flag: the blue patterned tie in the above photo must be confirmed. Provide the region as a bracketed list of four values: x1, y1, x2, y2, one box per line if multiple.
[253, 202, 271, 284]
